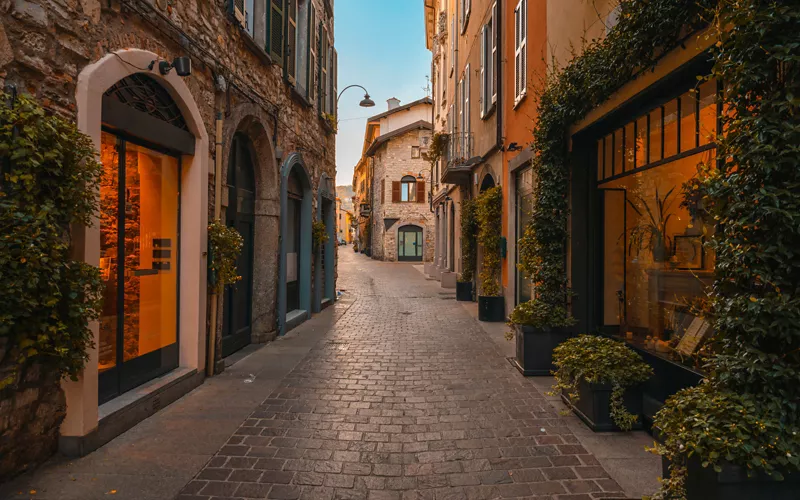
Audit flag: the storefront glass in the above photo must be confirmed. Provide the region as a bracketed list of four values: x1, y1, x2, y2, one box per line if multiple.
[515, 167, 535, 304]
[595, 81, 718, 366]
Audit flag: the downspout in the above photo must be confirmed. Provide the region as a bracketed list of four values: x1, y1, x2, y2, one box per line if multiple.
[207, 109, 223, 377]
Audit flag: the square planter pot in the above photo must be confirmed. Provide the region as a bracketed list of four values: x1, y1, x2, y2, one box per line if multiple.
[661, 456, 800, 499]
[456, 282, 473, 301]
[478, 295, 504, 322]
[513, 325, 572, 376]
[560, 379, 643, 432]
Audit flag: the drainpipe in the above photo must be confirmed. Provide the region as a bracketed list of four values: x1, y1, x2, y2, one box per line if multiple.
[207, 109, 224, 377]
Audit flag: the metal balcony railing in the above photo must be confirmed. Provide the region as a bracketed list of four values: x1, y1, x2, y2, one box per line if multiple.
[444, 132, 474, 167]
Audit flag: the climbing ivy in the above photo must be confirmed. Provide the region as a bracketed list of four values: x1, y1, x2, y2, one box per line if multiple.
[511, 0, 800, 496]
[458, 198, 477, 283]
[476, 186, 502, 297]
[208, 220, 243, 294]
[0, 93, 103, 390]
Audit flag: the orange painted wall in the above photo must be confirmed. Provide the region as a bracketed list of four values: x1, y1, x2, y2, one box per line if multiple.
[500, 0, 547, 289]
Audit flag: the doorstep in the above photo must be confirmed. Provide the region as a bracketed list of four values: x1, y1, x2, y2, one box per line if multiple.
[59, 367, 203, 458]
[285, 309, 309, 333]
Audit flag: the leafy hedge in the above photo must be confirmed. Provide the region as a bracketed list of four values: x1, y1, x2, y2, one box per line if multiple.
[0, 93, 103, 389]
[458, 198, 477, 283]
[511, 0, 800, 496]
[475, 186, 502, 297]
[208, 220, 243, 294]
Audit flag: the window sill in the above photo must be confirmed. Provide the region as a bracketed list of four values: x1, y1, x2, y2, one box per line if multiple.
[513, 92, 527, 109]
[290, 85, 313, 108]
[239, 27, 274, 67]
[480, 104, 496, 121]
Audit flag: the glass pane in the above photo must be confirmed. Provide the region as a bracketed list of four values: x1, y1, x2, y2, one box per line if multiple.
[649, 108, 662, 164]
[99, 132, 120, 374]
[635, 116, 648, 167]
[597, 139, 604, 181]
[401, 183, 409, 202]
[404, 230, 417, 256]
[624, 122, 635, 172]
[603, 190, 626, 325]
[604, 134, 613, 179]
[122, 142, 179, 361]
[601, 149, 717, 356]
[416, 231, 423, 257]
[699, 80, 717, 146]
[613, 129, 623, 176]
[663, 99, 678, 158]
[680, 91, 697, 152]
[286, 198, 300, 311]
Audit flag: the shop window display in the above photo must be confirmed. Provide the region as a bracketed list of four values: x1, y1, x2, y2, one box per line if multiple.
[596, 83, 718, 368]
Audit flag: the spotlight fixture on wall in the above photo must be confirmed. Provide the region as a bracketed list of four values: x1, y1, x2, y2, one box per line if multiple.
[506, 142, 523, 152]
[150, 56, 192, 77]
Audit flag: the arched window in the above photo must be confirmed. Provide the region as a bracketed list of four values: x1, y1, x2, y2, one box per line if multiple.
[401, 175, 417, 202]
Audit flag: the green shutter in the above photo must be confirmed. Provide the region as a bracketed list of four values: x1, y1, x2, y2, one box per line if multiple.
[286, 0, 297, 82]
[267, 0, 284, 65]
[307, 4, 317, 102]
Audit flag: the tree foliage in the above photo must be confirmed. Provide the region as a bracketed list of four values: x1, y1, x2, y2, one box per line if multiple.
[0, 93, 103, 389]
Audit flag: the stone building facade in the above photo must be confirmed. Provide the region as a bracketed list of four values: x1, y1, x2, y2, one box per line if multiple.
[0, 0, 338, 477]
[361, 98, 434, 262]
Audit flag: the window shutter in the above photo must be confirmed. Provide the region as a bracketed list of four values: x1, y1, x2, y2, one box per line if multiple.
[391, 181, 401, 203]
[232, 0, 245, 25]
[307, 4, 317, 102]
[464, 64, 470, 155]
[286, 0, 297, 82]
[450, 15, 455, 74]
[480, 25, 486, 118]
[514, 1, 521, 101]
[319, 25, 327, 112]
[521, 0, 527, 98]
[267, 0, 284, 65]
[331, 48, 338, 120]
[491, 2, 498, 104]
[381, 179, 385, 204]
[416, 181, 426, 204]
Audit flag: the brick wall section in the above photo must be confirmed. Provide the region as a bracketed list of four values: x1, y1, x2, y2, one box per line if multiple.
[371, 129, 435, 262]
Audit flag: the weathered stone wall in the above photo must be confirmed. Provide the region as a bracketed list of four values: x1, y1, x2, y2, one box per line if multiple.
[0, 347, 66, 482]
[371, 129, 435, 262]
[0, 0, 336, 475]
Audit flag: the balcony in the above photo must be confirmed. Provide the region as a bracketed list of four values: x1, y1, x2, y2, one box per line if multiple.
[441, 132, 476, 185]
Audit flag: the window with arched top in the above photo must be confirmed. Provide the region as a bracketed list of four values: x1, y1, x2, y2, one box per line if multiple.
[401, 175, 417, 202]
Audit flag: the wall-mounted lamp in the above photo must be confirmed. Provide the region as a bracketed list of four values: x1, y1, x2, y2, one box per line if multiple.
[416, 172, 424, 180]
[149, 56, 192, 77]
[506, 142, 523, 152]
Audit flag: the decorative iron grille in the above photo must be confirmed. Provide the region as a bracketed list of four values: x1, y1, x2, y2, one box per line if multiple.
[104, 73, 188, 131]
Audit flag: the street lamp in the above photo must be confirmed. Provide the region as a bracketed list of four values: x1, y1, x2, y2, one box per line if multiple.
[337, 84, 375, 108]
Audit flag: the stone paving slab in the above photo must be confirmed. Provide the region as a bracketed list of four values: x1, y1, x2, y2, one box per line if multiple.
[178, 253, 631, 500]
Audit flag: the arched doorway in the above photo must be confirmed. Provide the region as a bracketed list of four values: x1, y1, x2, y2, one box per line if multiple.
[480, 173, 496, 193]
[278, 154, 313, 335]
[222, 134, 255, 357]
[398, 225, 424, 262]
[97, 73, 192, 403]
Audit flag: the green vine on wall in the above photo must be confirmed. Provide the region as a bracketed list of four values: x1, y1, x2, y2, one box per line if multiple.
[458, 198, 477, 283]
[312, 219, 329, 250]
[476, 186, 502, 297]
[0, 93, 103, 390]
[207, 220, 243, 294]
[510, 0, 800, 496]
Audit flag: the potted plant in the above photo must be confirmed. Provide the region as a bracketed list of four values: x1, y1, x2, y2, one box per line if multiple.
[551, 335, 652, 431]
[626, 186, 676, 263]
[457, 198, 477, 302]
[475, 186, 504, 321]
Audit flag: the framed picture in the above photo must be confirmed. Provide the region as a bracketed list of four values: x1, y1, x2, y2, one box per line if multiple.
[672, 234, 705, 269]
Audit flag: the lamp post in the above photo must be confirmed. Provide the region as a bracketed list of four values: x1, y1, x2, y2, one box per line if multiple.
[337, 84, 375, 108]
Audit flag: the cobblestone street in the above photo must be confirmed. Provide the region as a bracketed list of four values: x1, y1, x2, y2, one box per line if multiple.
[178, 251, 628, 500]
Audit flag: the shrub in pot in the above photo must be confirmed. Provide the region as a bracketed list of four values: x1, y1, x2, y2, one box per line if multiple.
[551, 335, 652, 431]
[475, 186, 504, 321]
[457, 199, 477, 302]
[508, 300, 576, 376]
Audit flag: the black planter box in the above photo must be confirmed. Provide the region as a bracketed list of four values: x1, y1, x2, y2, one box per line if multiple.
[662, 456, 800, 499]
[478, 295, 504, 322]
[456, 282, 473, 301]
[561, 379, 643, 432]
[513, 325, 572, 376]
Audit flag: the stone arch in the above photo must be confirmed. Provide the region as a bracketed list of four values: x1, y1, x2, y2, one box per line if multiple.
[69, 48, 209, 440]
[278, 153, 313, 335]
[314, 173, 336, 312]
[221, 105, 280, 344]
[479, 171, 497, 192]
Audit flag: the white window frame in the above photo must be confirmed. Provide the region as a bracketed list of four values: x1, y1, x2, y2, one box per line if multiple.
[491, 2, 498, 105]
[462, 64, 470, 157]
[514, 0, 527, 105]
[450, 14, 455, 76]
[460, 0, 471, 34]
[480, 23, 487, 118]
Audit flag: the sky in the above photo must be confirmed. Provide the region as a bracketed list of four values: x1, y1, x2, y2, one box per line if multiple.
[334, 0, 432, 186]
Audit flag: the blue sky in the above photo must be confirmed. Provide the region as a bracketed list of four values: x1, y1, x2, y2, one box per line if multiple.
[334, 0, 431, 186]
